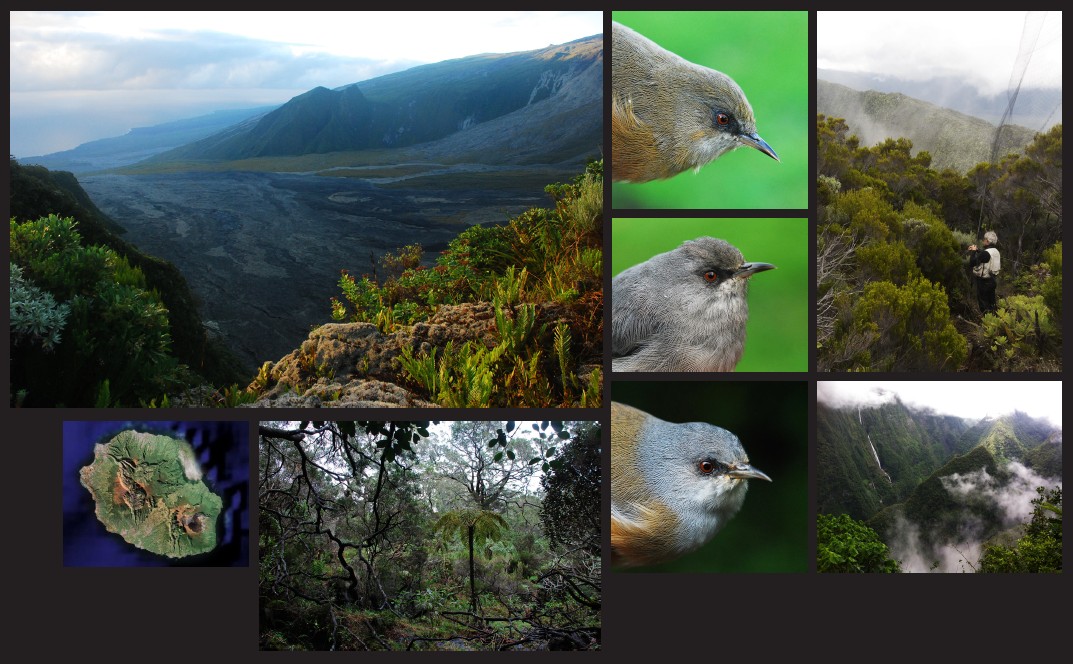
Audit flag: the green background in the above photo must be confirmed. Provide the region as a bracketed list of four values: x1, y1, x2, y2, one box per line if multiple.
[612, 217, 808, 372]
[612, 381, 809, 573]
[611, 11, 809, 210]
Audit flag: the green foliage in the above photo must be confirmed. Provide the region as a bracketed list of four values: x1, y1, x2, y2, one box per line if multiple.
[898, 201, 966, 299]
[815, 118, 1062, 372]
[433, 510, 509, 548]
[979, 487, 1062, 573]
[9, 263, 70, 350]
[433, 509, 509, 614]
[9, 214, 182, 405]
[825, 187, 900, 240]
[346, 162, 603, 407]
[1041, 241, 1062, 319]
[258, 420, 600, 651]
[856, 241, 917, 285]
[977, 295, 1058, 371]
[817, 513, 900, 573]
[848, 277, 968, 371]
[399, 340, 501, 408]
[8, 159, 244, 391]
[539, 423, 601, 555]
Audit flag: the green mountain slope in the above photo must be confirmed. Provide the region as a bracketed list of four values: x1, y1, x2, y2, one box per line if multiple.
[817, 398, 975, 519]
[817, 79, 1039, 173]
[868, 445, 1001, 544]
[819, 399, 1059, 522]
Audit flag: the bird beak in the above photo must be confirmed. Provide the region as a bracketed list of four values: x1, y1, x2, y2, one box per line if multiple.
[727, 463, 772, 482]
[734, 262, 776, 279]
[738, 132, 779, 162]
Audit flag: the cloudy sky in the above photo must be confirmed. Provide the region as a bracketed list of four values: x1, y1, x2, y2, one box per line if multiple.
[818, 11, 1062, 95]
[817, 381, 1062, 427]
[9, 11, 603, 157]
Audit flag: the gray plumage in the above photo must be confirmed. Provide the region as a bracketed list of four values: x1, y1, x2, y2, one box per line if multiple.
[612, 237, 774, 372]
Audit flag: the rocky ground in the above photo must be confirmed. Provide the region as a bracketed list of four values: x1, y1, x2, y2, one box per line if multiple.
[239, 301, 601, 408]
[79, 170, 551, 373]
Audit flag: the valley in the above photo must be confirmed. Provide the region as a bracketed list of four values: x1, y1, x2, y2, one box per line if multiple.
[79, 168, 555, 372]
[817, 388, 1062, 573]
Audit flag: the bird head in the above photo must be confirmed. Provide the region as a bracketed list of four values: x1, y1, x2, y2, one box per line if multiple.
[654, 419, 771, 519]
[636, 414, 771, 558]
[671, 237, 776, 309]
[611, 401, 772, 567]
[675, 63, 780, 170]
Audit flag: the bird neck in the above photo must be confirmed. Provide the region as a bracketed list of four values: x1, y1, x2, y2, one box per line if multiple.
[683, 286, 749, 371]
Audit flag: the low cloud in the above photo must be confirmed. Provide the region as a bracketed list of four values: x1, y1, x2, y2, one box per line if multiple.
[816, 382, 897, 410]
[817, 381, 1061, 428]
[886, 512, 983, 573]
[10, 28, 414, 93]
[884, 461, 1060, 573]
[941, 461, 1055, 527]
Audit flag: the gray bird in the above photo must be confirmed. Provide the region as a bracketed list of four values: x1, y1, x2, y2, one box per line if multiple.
[612, 237, 775, 372]
[611, 401, 772, 568]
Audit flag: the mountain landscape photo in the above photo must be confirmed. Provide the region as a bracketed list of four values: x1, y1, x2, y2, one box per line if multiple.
[8, 11, 604, 408]
[816, 11, 1062, 373]
[816, 381, 1062, 573]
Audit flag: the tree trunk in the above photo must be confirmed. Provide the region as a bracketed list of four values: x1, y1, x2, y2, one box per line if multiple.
[468, 525, 476, 614]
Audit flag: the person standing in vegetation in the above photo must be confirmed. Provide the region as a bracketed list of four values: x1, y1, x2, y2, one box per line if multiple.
[966, 231, 1001, 315]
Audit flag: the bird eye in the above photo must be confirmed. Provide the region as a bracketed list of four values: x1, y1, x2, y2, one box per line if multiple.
[715, 112, 730, 126]
[699, 461, 716, 474]
[703, 270, 718, 283]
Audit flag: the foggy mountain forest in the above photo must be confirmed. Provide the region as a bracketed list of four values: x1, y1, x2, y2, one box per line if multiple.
[816, 117, 1062, 372]
[258, 420, 600, 651]
[816, 397, 1062, 573]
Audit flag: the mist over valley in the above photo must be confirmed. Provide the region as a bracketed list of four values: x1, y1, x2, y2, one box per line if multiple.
[817, 384, 1062, 573]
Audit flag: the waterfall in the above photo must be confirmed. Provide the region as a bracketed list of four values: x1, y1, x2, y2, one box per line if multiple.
[860, 407, 893, 485]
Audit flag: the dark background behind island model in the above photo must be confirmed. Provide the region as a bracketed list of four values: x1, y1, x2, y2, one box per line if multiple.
[62, 420, 249, 567]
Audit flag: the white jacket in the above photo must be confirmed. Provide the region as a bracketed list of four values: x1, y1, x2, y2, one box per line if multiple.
[973, 247, 1001, 278]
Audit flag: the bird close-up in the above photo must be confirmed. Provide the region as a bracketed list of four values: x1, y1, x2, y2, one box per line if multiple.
[611, 401, 771, 569]
[611, 20, 778, 183]
[612, 236, 774, 372]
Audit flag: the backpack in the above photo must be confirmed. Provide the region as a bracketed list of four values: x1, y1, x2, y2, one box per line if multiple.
[973, 247, 1000, 278]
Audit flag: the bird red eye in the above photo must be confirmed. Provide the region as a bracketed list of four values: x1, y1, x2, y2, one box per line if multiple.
[704, 270, 718, 282]
[699, 461, 716, 474]
[715, 113, 730, 126]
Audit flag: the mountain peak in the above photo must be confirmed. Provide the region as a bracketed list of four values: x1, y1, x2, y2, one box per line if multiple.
[145, 34, 602, 165]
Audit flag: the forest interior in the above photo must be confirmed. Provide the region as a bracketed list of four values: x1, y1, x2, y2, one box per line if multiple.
[258, 420, 600, 650]
[815, 118, 1061, 372]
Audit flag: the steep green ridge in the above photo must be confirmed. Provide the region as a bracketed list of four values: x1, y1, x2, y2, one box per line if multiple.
[868, 445, 1002, 544]
[817, 398, 974, 519]
[819, 398, 1059, 521]
[817, 79, 1038, 173]
[147, 35, 601, 164]
[9, 159, 244, 404]
[816, 404, 895, 519]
